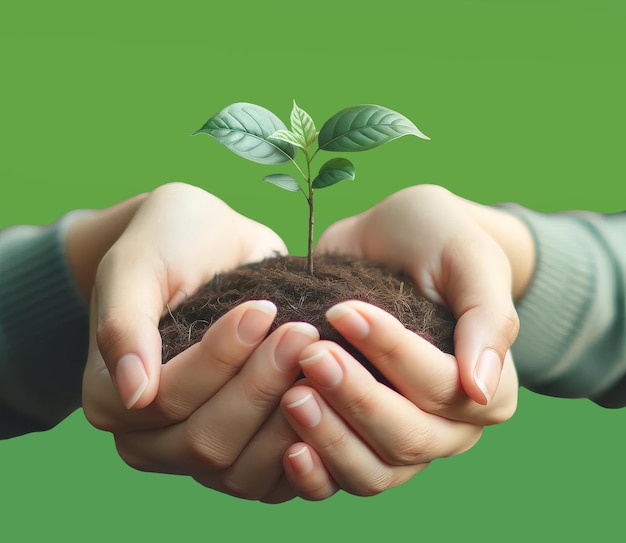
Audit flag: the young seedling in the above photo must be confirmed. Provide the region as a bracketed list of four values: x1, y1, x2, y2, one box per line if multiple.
[195, 101, 429, 274]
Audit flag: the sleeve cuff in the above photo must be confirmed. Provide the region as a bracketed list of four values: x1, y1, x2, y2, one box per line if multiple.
[0, 210, 92, 435]
[496, 204, 622, 399]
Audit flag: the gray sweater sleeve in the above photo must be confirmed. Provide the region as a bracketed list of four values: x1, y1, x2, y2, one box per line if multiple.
[0, 211, 91, 438]
[500, 205, 626, 407]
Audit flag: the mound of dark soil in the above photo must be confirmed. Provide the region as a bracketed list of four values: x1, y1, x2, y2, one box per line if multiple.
[159, 254, 455, 383]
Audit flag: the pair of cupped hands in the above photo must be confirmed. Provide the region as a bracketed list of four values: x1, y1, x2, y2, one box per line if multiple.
[79, 182, 521, 503]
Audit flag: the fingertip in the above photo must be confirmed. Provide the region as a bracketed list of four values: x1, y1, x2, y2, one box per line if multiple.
[236, 299, 277, 345]
[283, 443, 339, 501]
[114, 354, 149, 409]
[453, 307, 515, 405]
[97, 320, 163, 409]
[473, 348, 502, 405]
[325, 302, 371, 339]
[286, 444, 314, 476]
[456, 348, 506, 406]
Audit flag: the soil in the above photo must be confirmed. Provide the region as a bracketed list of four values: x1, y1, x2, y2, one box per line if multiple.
[159, 254, 456, 384]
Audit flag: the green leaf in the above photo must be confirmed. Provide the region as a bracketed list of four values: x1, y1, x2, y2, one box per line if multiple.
[318, 104, 429, 152]
[195, 103, 296, 165]
[263, 173, 301, 192]
[312, 158, 356, 189]
[290, 100, 317, 149]
[269, 129, 306, 150]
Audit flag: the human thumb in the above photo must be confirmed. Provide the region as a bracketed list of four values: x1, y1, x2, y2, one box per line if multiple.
[315, 214, 365, 258]
[442, 240, 519, 405]
[92, 250, 166, 409]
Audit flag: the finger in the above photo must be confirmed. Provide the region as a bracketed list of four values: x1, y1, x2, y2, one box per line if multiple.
[258, 476, 300, 504]
[292, 345, 482, 469]
[91, 184, 281, 410]
[320, 186, 518, 406]
[315, 214, 365, 258]
[191, 472, 300, 504]
[92, 181, 292, 412]
[181, 322, 318, 465]
[84, 300, 278, 433]
[82, 328, 129, 431]
[238, 215, 289, 263]
[282, 443, 340, 501]
[438, 234, 520, 405]
[113, 322, 319, 475]
[94, 244, 168, 409]
[215, 409, 298, 500]
[325, 301, 517, 424]
[157, 299, 277, 419]
[282, 385, 432, 497]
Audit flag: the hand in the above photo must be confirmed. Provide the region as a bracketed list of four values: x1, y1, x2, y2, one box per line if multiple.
[83, 299, 321, 502]
[84, 299, 517, 502]
[279, 301, 518, 500]
[88, 182, 287, 408]
[315, 184, 534, 405]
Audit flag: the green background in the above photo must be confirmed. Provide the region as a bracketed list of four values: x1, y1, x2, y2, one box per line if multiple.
[1, 0, 624, 541]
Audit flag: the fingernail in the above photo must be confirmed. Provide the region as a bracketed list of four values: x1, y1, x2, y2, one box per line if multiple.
[237, 300, 277, 345]
[474, 349, 501, 404]
[299, 349, 343, 388]
[287, 445, 314, 475]
[286, 392, 322, 428]
[116, 354, 149, 409]
[274, 323, 319, 372]
[325, 303, 370, 339]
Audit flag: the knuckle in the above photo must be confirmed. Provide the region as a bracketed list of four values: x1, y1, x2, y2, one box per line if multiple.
[151, 393, 192, 423]
[484, 395, 518, 426]
[240, 378, 282, 413]
[114, 437, 150, 472]
[210, 355, 245, 380]
[450, 427, 483, 456]
[184, 421, 234, 470]
[316, 426, 351, 457]
[500, 307, 520, 344]
[340, 385, 379, 420]
[200, 339, 248, 380]
[219, 474, 258, 501]
[369, 335, 405, 368]
[82, 404, 115, 432]
[350, 463, 428, 497]
[356, 467, 396, 497]
[420, 392, 457, 417]
[151, 182, 198, 201]
[419, 359, 465, 413]
[153, 181, 186, 194]
[394, 184, 450, 204]
[384, 424, 435, 465]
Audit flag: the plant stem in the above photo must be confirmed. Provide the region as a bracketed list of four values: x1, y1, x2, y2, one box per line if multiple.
[290, 158, 308, 182]
[305, 149, 314, 274]
[307, 188, 314, 275]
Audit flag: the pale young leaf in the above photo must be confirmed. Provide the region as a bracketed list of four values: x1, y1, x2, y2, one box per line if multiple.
[263, 173, 301, 192]
[269, 129, 305, 150]
[195, 102, 295, 165]
[290, 100, 317, 149]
